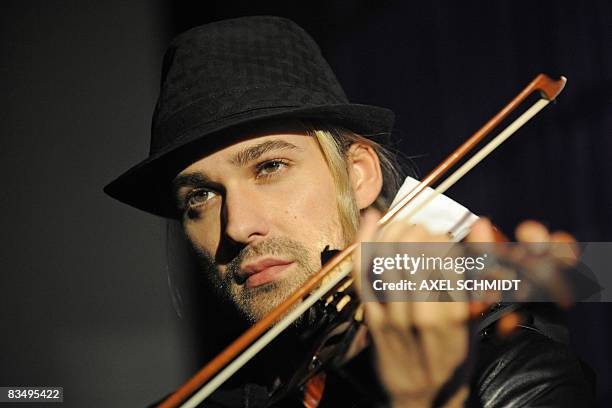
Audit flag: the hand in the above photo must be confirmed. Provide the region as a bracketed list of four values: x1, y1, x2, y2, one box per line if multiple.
[353, 210, 497, 407]
[353, 212, 578, 407]
[492, 220, 578, 334]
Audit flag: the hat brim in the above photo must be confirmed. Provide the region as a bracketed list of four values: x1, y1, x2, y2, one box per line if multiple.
[104, 103, 394, 218]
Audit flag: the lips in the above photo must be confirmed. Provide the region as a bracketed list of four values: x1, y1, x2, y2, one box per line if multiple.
[240, 258, 294, 288]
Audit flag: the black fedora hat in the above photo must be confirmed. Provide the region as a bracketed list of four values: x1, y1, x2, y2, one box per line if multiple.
[104, 16, 394, 218]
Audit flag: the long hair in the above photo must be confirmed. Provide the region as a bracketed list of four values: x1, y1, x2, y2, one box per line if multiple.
[302, 120, 407, 241]
[165, 121, 410, 325]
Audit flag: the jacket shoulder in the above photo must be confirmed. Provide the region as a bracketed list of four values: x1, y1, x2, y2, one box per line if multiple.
[471, 327, 595, 407]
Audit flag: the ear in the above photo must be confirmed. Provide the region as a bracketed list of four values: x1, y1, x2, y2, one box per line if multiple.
[347, 143, 383, 210]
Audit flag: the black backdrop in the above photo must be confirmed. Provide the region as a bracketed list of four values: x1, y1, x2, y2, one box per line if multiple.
[1, 1, 610, 406]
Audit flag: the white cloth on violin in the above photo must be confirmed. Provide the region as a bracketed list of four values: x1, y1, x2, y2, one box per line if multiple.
[389, 176, 479, 241]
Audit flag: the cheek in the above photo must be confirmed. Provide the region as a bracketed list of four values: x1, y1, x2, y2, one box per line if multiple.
[184, 205, 222, 255]
[276, 171, 342, 242]
[304, 183, 337, 219]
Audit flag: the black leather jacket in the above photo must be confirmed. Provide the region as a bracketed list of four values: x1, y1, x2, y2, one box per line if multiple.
[154, 304, 596, 407]
[470, 326, 594, 407]
[467, 304, 595, 407]
[314, 304, 595, 407]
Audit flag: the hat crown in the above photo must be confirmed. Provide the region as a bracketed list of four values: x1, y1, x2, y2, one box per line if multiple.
[105, 16, 393, 218]
[152, 16, 348, 154]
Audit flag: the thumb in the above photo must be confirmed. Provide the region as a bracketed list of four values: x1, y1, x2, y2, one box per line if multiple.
[353, 208, 382, 296]
[357, 207, 382, 243]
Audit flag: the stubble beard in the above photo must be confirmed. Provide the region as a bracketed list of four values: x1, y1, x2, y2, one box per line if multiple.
[191, 237, 321, 323]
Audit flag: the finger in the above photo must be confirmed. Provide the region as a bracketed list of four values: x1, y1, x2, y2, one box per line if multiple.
[466, 218, 495, 242]
[515, 223, 575, 307]
[352, 242, 363, 293]
[420, 323, 468, 385]
[353, 208, 383, 294]
[550, 230, 580, 268]
[415, 302, 469, 384]
[512, 253, 574, 307]
[358, 208, 382, 243]
[381, 222, 439, 243]
[353, 243, 380, 302]
[547, 230, 578, 303]
[541, 231, 577, 307]
[366, 303, 424, 396]
[464, 219, 499, 305]
[515, 220, 550, 242]
[550, 230, 576, 244]
[385, 301, 413, 332]
[516, 220, 550, 257]
[363, 299, 388, 330]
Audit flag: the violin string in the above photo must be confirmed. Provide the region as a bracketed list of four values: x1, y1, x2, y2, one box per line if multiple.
[179, 97, 551, 408]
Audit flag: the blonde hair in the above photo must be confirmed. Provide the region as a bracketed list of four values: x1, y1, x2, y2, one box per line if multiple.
[301, 121, 404, 242]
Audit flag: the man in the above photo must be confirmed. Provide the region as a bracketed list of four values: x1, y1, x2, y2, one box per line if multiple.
[105, 16, 594, 407]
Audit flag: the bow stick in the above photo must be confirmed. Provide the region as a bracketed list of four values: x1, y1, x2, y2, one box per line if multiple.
[159, 73, 567, 408]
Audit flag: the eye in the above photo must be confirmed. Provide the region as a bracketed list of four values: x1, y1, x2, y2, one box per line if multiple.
[185, 188, 217, 209]
[256, 159, 289, 178]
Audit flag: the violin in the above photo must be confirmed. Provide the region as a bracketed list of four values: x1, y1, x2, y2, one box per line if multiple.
[159, 73, 568, 408]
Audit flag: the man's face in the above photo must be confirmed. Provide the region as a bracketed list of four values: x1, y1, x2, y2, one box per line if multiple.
[174, 131, 347, 322]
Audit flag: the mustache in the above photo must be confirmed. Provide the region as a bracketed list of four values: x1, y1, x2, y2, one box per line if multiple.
[226, 237, 311, 284]
[187, 236, 322, 323]
[190, 236, 315, 285]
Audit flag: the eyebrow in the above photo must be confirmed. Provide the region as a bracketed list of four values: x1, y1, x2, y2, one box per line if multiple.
[172, 139, 302, 195]
[172, 172, 213, 195]
[229, 140, 301, 167]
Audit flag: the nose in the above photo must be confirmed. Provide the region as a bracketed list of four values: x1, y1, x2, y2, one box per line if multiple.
[222, 185, 270, 246]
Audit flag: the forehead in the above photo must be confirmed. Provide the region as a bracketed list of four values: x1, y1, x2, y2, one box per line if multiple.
[177, 131, 319, 175]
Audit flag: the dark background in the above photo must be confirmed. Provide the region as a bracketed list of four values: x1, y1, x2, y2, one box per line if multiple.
[1, 0, 610, 406]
